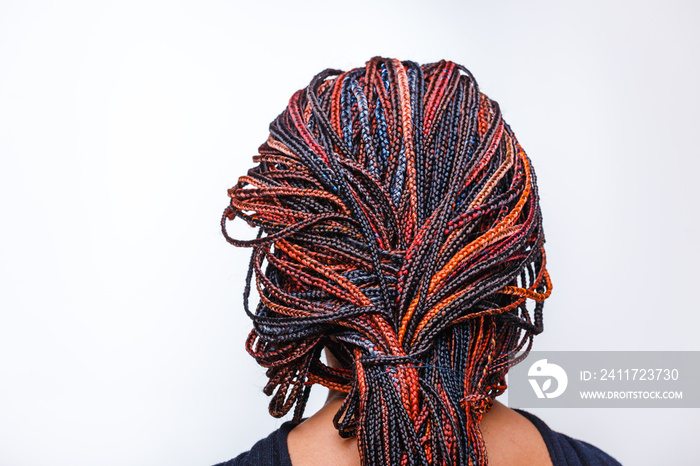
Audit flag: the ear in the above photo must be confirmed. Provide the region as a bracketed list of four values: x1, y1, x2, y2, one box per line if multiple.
[324, 345, 342, 369]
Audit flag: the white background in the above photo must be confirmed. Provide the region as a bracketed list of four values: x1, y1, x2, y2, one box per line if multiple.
[1, 1, 698, 464]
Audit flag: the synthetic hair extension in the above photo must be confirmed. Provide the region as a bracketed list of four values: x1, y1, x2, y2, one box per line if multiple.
[222, 57, 552, 466]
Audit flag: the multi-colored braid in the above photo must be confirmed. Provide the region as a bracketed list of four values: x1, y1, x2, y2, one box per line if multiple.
[222, 57, 552, 466]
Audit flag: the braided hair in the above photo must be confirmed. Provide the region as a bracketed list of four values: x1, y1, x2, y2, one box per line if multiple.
[222, 57, 552, 466]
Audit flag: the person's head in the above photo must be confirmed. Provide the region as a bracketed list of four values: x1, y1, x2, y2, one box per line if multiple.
[222, 57, 551, 465]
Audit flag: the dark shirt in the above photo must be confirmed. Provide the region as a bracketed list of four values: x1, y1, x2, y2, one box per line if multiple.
[214, 409, 621, 466]
[515, 410, 621, 465]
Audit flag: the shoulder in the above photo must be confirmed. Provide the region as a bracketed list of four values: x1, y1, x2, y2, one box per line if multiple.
[514, 409, 622, 466]
[213, 422, 295, 466]
[481, 402, 553, 466]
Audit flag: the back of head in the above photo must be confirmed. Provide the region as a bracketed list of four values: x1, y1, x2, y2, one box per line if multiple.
[222, 57, 552, 465]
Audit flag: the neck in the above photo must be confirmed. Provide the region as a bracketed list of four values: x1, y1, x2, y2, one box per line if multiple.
[286, 391, 552, 466]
